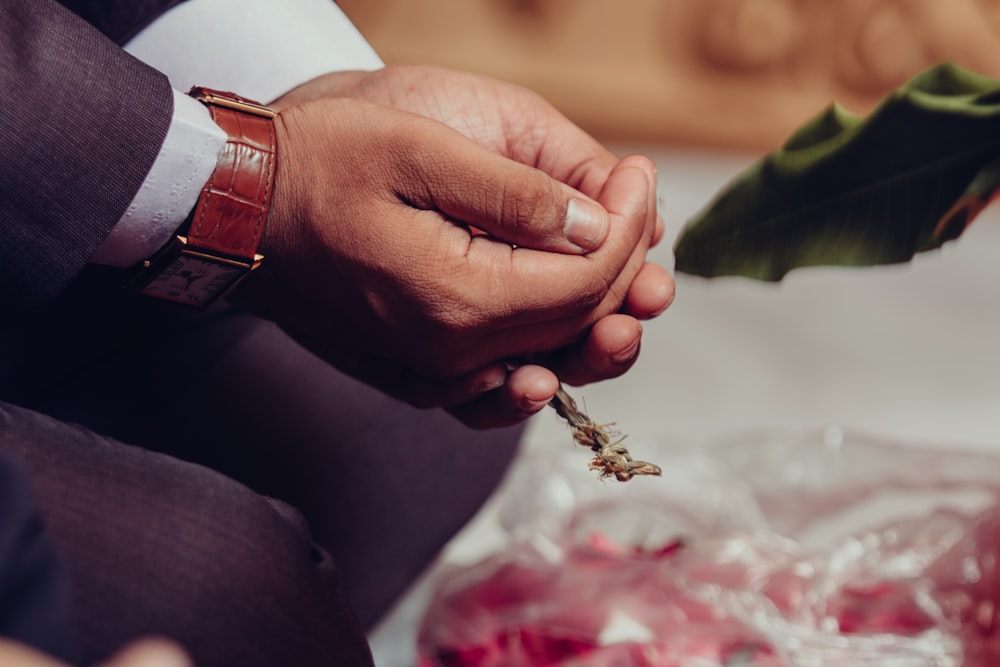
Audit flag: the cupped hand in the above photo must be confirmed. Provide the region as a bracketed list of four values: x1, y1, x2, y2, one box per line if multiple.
[246, 68, 675, 427]
[271, 65, 667, 253]
[235, 97, 653, 366]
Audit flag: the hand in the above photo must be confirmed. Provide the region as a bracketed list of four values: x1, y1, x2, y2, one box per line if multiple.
[237, 68, 672, 427]
[272, 66, 672, 322]
[0, 638, 191, 667]
[271, 65, 665, 240]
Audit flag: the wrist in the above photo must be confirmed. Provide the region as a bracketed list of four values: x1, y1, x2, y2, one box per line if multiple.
[130, 87, 278, 307]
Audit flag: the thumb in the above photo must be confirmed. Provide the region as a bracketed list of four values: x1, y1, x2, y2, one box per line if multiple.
[408, 133, 610, 254]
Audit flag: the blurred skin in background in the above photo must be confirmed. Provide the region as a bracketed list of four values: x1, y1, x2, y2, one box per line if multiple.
[0, 638, 191, 667]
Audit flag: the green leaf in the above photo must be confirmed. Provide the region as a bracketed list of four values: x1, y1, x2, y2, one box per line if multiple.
[673, 63, 1000, 281]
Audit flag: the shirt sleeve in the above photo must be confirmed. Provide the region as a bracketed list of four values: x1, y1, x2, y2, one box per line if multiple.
[90, 0, 385, 268]
[88, 89, 226, 267]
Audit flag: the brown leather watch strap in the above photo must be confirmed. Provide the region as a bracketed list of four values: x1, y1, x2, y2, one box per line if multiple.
[185, 86, 277, 262]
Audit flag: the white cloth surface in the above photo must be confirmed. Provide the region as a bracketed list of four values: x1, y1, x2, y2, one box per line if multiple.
[92, 0, 384, 267]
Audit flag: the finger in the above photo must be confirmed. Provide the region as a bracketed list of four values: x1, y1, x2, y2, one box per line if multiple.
[546, 314, 644, 387]
[316, 342, 513, 410]
[404, 157, 652, 375]
[593, 154, 659, 313]
[622, 261, 675, 320]
[448, 364, 559, 429]
[614, 154, 659, 248]
[489, 158, 653, 322]
[389, 363, 512, 410]
[652, 214, 666, 247]
[651, 167, 665, 248]
[437, 161, 653, 369]
[399, 125, 611, 254]
[527, 128, 617, 201]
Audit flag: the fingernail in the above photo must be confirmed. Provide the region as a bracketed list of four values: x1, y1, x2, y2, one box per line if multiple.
[564, 198, 608, 252]
[474, 366, 508, 393]
[648, 282, 676, 318]
[520, 395, 551, 414]
[611, 337, 641, 364]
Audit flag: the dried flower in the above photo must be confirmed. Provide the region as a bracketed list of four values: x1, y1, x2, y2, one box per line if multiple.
[548, 386, 661, 482]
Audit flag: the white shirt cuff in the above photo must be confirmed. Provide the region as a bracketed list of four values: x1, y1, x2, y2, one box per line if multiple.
[90, 89, 226, 267]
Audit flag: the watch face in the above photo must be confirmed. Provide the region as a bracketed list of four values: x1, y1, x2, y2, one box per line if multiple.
[139, 252, 247, 307]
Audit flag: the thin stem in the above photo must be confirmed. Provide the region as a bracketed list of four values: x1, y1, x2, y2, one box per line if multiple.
[548, 386, 661, 482]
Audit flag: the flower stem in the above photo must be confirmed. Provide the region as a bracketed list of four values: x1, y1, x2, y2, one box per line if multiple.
[548, 386, 662, 482]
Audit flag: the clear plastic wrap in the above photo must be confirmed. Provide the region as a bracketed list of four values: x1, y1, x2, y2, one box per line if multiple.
[417, 428, 1000, 666]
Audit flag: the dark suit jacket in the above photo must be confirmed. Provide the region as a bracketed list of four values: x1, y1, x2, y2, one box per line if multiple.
[0, 0, 189, 325]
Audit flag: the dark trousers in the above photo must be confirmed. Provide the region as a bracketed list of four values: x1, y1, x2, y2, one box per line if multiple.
[0, 448, 75, 662]
[0, 271, 523, 666]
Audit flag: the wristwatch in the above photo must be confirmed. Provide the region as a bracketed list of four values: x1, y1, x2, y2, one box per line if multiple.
[131, 87, 278, 308]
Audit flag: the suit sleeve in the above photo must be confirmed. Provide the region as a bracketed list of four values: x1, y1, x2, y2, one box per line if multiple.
[56, 0, 187, 44]
[0, 0, 173, 325]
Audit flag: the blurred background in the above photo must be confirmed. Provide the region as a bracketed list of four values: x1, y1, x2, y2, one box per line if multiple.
[335, 1, 1000, 664]
[339, 0, 1000, 149]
